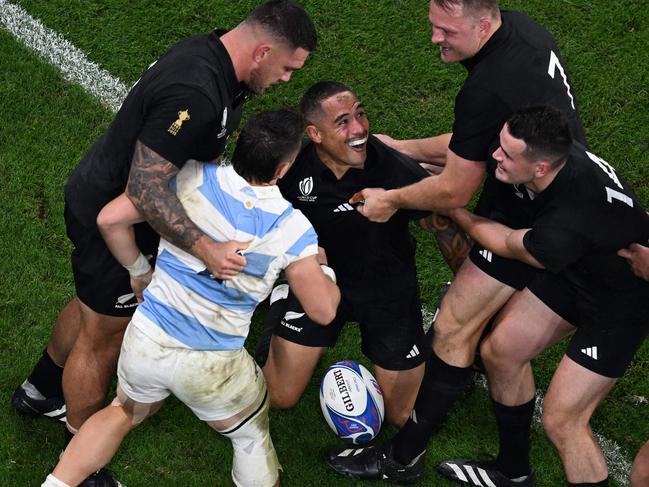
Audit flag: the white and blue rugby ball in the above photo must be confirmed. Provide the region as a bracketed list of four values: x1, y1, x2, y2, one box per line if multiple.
[319, 360, 384, 445]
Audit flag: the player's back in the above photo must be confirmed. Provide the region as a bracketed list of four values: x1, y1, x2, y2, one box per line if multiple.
[134, 161, 318, 351]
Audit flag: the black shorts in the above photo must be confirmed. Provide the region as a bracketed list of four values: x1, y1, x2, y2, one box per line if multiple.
[470, 174, 539, 290]
[268, 278, 427, 371]
[469, 244, 539, 290]
[529, 272, 649, 378]
[65, 202, 159, 317]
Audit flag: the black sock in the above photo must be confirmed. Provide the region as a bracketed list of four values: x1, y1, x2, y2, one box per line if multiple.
[567, 479, 608, 487]
[27, 349, 64, 398]
[493, 398, 535, 479]
[391, 350, 473, 465]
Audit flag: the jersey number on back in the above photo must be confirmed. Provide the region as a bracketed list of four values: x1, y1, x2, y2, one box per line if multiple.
[547, 51, 576, 110]
[586, 151, 634, 208]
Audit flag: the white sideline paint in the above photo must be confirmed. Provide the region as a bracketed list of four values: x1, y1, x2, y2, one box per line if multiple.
[0, 0, 127, 112]
[0, 1, 633, 484]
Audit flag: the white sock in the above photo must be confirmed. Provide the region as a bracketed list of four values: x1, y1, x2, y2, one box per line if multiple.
[41, 473, 71, 487]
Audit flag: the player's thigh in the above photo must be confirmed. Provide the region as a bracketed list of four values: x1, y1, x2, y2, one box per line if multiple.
[355, 280, 427, 371]
[483, 287, 575, 366]
[172, 347, 268, 426]
[112, 385, 165, 426]
[436, 257, 518, 340]
[116, 323, 173, 409]
[543, 355, 616, 428]
[75, 299, 131, 357]
[264, 336, 326, 405]
[65, 203, 158, 318]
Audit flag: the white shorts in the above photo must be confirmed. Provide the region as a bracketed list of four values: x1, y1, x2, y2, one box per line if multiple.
[117, 322, 280, 486]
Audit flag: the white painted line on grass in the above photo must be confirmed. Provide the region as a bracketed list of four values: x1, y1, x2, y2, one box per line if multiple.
[0, 0, 633, 483]
[0, 0, 127, 112]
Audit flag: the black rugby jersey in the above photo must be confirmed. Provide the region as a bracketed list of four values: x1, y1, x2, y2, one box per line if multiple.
[278, 135, 429, 284]
[523, 143, 649, 301]
[450, 10, 587, 164]
[66, 30, 246, 227]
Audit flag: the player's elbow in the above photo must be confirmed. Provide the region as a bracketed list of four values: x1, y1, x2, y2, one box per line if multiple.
[96, 208, 118, 235]
[305, 289, 340, 325]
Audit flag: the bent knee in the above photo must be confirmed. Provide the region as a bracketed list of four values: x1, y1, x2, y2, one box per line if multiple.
[267, 388, 301, 409]
[541, 406, 580, 443]
[385, 407, 411, 428]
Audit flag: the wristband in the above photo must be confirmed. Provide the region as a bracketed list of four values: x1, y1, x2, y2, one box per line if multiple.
[320, 264, 336, 283]
[124, 253, 151, 277]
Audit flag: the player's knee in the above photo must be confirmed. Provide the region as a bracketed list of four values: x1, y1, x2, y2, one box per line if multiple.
[267, 386, 301, 409]
[541, 404, 576, 446]
[385, 406, 411, 428]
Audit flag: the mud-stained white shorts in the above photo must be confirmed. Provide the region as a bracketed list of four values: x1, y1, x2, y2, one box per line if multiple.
[117, 322, 281, 486]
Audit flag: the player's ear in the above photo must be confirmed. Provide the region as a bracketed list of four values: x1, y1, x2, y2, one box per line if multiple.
[274, 161, 292, 181]
[252, 44, 271, 64]
[478, 17, 491, 37]
[306, 124, 321, 144]
[535, 160, 551, 177]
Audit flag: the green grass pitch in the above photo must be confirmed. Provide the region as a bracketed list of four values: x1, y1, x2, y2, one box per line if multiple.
[0, 1, 647, 485]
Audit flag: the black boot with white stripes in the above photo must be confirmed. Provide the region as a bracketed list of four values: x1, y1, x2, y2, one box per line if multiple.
[437, 459, 534, 486]
[326, 443, 425, 484]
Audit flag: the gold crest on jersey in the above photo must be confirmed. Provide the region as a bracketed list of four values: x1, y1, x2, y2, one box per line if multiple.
[168, 109, 190, 135]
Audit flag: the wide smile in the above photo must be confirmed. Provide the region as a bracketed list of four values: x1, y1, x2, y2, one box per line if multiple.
[347, 136, 368, 152]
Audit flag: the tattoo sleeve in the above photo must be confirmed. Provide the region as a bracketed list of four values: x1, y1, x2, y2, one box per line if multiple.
[126, 140, 204, 252]
[418, 213, 473, 274]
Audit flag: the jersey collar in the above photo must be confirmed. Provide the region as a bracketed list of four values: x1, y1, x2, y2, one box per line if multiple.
[461, 9, 511, 72]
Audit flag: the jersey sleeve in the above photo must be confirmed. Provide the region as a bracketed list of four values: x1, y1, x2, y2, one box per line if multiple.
[522, 217, 591, 273]
[449, 86, 510, 162]
[138, 85, 218, 169]
[281, 209, 319, 266]
[371, 135, 431, 221]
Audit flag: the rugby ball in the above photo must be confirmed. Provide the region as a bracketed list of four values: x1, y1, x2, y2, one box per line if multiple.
[319, 360, 384, 444]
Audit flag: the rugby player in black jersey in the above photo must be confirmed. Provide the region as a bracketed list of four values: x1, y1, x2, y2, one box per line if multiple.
[327, 0, 589, 483]
[431, 106, 649, 486]
[259, 81, 433, 427]
[12, 2, 317, 485]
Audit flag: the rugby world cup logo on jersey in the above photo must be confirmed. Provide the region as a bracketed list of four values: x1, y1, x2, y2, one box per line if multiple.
[297, 176, 317, 202]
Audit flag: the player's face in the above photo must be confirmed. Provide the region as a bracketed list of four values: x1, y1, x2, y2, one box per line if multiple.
[311, 92, 370, 175]
[249, 46, 309, 94]
[429, 2, 484, 63]
[492, 124, 537, 184]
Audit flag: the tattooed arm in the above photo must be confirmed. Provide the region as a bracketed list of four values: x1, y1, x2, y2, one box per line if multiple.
[126, 140, 248, 279]
[418, 213, 473, 274]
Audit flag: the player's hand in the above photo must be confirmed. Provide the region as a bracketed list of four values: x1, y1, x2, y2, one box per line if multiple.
[617, 241, 649, 282]
[374, 134, 401, 151]
[350, 188, 397, 223]
[131, 269, 153, 303]
[199, 239, 251, 280]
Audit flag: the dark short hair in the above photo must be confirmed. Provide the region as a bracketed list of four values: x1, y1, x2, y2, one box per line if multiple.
[299, 80, 353, 124]
[433, 0, 499, 18]
[231, 109, 304, 184]
[507, 105, 573, 166]
[245, 0, 317, 52]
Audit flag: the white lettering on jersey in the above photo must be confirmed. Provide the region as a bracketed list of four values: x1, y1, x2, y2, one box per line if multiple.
[585, 151, 634, 208]
[547, 50, 576, 110]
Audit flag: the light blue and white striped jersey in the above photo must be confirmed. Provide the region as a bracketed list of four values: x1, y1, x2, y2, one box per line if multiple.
[131, 161, 318, 350]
